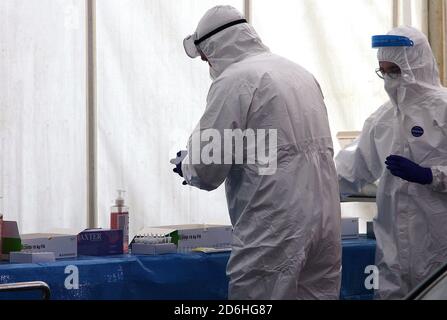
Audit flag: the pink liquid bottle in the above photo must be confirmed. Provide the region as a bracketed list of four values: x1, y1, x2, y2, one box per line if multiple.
[110, 190, 129, 254]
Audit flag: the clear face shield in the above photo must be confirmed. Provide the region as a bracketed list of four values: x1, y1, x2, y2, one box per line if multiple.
[372, 35, 415, 82]
[372, 35, 416, 107]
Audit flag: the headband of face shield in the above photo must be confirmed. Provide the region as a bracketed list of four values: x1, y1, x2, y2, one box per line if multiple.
[372, 35, 414, 48]
[183, 19, 247, 58]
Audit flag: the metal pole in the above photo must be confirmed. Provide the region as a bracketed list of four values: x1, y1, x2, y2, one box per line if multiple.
[428, 0, 446, 86]
[393, 0, 400, 28]
[402, 0, 412, 26]
[0, 281, 51, 300]
[86, 0, 97, 228]
[445, 1, 447, 86]
[244, 0, 252, 24]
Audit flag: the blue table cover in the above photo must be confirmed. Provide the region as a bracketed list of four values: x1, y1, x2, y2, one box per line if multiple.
[340, 236, 376, 300]
[0, 236, 376, 300]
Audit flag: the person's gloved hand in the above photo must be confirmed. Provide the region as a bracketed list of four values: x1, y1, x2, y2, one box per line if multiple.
[171, 150, 188, 185]
[385, 155, 433, 185]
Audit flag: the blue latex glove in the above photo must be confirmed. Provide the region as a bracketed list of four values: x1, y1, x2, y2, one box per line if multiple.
[171, 151, 188, 185]
[385, 155, 433, 185]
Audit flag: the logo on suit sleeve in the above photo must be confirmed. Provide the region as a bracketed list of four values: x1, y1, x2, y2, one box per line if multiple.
[411, 126, 424, 137]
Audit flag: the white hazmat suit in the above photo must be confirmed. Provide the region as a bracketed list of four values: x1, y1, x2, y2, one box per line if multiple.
[336, 27, 447, 299]
[181, 6, 341, 300]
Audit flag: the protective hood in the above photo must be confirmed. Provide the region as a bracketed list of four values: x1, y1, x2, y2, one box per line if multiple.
[183, 5, 269, 79]
[377, 26, 442, 108]
[336, 26, 447, 299]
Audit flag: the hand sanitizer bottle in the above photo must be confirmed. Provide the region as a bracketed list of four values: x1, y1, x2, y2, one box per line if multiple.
[110, 190, 129, 254]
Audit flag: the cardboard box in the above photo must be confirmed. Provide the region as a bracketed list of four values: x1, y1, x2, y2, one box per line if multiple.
[341, 218, 359, 239]
[336, 131, 361, 149]
[131, 243, 177, 255]
[133, 224, 233, 253]
[10, 251, 55, 264]
[77, 229, 123, 256]
[21, 233, 77, 259]
[1, 221, 22, 260]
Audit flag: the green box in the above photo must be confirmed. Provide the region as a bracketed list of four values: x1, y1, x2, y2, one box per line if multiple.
[1, 221, 21, 260]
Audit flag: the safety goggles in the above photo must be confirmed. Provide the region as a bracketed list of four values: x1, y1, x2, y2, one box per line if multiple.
[183, 19, 247, 58]
[372, 35, 414, 48]
[375, 67, 401, 80]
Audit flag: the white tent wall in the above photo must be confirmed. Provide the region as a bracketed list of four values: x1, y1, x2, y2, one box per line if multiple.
[251, 0, 433, 233]
[0, 0, 87, 234]
[252, 0, 394, 155]
[95, 0, 243, 238]
[427, 0, 447, 86]
[0, 1, 439, 236]
[395, 0, 428, 32]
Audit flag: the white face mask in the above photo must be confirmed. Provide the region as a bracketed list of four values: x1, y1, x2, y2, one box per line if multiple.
[384, 74, 403, 107]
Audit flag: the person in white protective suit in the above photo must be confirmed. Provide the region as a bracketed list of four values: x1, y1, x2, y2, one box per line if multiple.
[336, 26, 447, 300]
[173, 5, 341, 300]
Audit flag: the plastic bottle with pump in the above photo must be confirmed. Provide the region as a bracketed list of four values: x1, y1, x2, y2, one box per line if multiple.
[110, 190, 129, 254]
